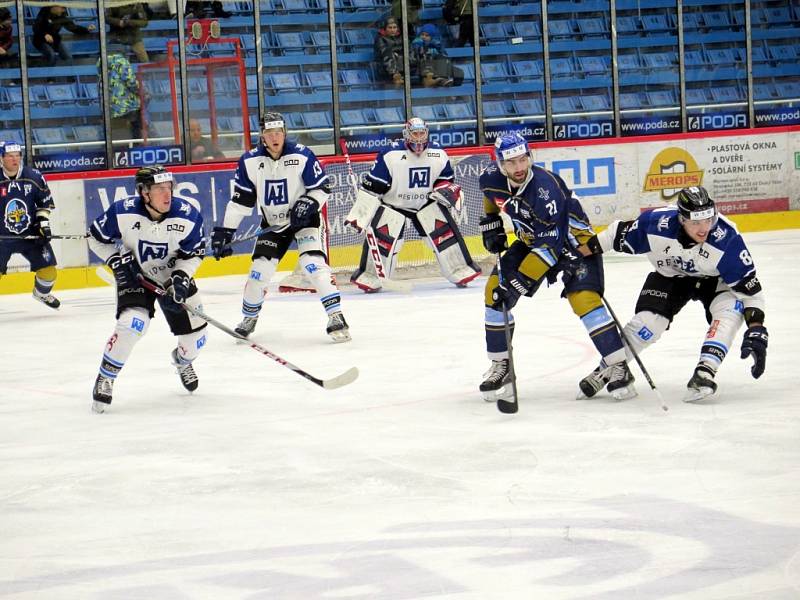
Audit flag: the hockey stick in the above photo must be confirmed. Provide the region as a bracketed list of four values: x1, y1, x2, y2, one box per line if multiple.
[601, 295, 668, 412]
[137, 276, 359, 390]
[0, 234, 88, 240]
[494, 255, 520, 414]
[338, 137, 413, 293]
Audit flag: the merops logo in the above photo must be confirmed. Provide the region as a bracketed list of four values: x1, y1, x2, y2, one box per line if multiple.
[643, 147, 704, 200]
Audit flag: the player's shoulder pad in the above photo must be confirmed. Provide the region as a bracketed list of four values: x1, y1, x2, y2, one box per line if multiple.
[638, 206, 681, 233]
[479, 163, 502, 185]
[169, 198, 202, 219]
[114, 195, 145, 215]
[20, 165, 47, 185]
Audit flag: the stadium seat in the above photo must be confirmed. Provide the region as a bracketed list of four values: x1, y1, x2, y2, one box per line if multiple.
[763, 6, 792, 24]
[710, 85, 743, 103]
[702, 11, 731, 28]
[482, 100, 508, 118]
[683, 49, 707, 67]
[617, 52, 642, 72]
[577, 55, 608, 74]
[412, 104, 441, 120]
[580, 93, 610, 111]
[619, 91, 645, 109]
[76, 82, 99, 105]
[768, 44, 798, 61]
[549, 56, 574, 77]
[0, 129, 24, 143]
[32, 127, 68, 145]
[339, 68, 372, 88]
[480, 61, 509, 82]
[268, 72, 303, 92]
[513, 21, 540, 39]
[752, 45, 768, 63]
[305, 69, 333, 89]
[480, 22, 508, 44]
[374, 106, 405, 123]
[309, 31, 331, 50]
[513, 97, 544, 115]
[455, 62, 474, 81]
[682, 11, 703, 30]
[443, 102, 474, 119]
[641, 13, 671, 32]
[45, 83, 77, 104]
[685, 87, 710, 105]
[548, 19, 576, 38]
[753, 81, 779, 101]
[302, 111, 333, 128]
[731, 9, 745, 26]
[343, 28, 375, 51]
[641, 51, 675, 69]
[705, 47, 737, 65]
[282, 0, 310, 11]
[774, 81, 800, 98]
[551, 96, 579, 112]
[149, 121, 175, 139]
[616, 15, 639, 34]
[341, 108, 369, 126]
[647, 89, 677, 107]
[28, 84, 49, 106]
[275, 31, 308, 55]
[576, 17, 606, 36]
[511, 60, 541, 80]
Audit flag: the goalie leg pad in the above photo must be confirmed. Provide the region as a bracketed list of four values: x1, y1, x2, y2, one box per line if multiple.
[415, 202, 480, 285]
[242, 257, 278, 317]
[345, 189, 380, 232]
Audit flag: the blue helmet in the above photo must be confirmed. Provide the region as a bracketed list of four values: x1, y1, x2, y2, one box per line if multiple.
[0, 140, 23, 156]
[494, 133, 530, 176]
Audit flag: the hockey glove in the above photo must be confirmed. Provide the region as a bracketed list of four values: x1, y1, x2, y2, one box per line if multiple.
[479, 213, 507, 254]
[428, 182, 463, 211]
[169, 269, 192, 304]
[210, 226, 235, 260]
[740, 325, 768, 379]
[36, 215, 52, 245]
[491, 270, 534, 311]
[290, 196, 320, 230]
[106, 253, 139, 289]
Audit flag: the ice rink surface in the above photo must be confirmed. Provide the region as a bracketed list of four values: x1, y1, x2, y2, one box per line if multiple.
[1, 229, 799, 599]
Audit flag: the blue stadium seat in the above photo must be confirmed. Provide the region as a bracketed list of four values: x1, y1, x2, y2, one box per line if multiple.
[549, 56, 574, 77]
[577, 55, 608, 74]
[269, 72, 302, 92]
[188, 78, 208, 96]
[343, 28, 375, 50]
[619, 91, 645, 109]
[309, 31, 330, 50]
[768, 44, 798, 61]
[580, 93, 610, 111]
[551, 96, 579, 112]
[482, 100, 508, 117]
[685, 87, 710, 105]
[32, 127, 68, 145]
[28, 84, 49, 106]
[275, 31, 308, 55]
[480, 22, 508, 44]
[548, 19, 577, 38]
[683, 49, 707, 67]
[576, 17, 606, 36]
[731, 9, 745, 26]
[67, 6, 97, 19]
[682, 12, 702, 30]
[702, 11, 731, 28]
[339, 68, 372, 88]
[705, 47, 737, 65]
[511, 60, 541, 80]
[617, 52, 642, 72]
[616, 15, 639, 34]
[149, 121, 175, 139]
[480, 61, 509, 82]
[710, 85, 743, 103]
[753, 81, 779, 101]
[775, 81, 800, 98]
[763, 6, 792, 24]
[647, 89, 676, 107]
[374, 106, 404, 123]
[341, 108, 369, 125]
[305, 69, 333, 89]
[455, 62, 474, 81]
[45, 83, 77, 104]
[444, 102, 474, 119]
[302, 111, 333, 128]
[514, 97, 544, 115]
[0, 129, 24, 143]
[641, 13, 671, 32]
[76, 82, 99, 105]
[513, 21, 540, 39]
[752, 45, 768, 62]
[282, 0, 311, 11]
[641, 51, 675, 69]
[412, 105, 441, 120]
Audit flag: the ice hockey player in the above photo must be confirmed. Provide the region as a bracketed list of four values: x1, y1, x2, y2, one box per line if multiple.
[576, 185, 768, 402]
[87, 166, 208, 413]
[210, 112, 350, 342]
[478, 133, 632, 403]
[0, 140, 60, 308]
[345, 117, 481, 292]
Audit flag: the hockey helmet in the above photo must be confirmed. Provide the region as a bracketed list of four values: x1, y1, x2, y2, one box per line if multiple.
[135, 165, 173, 193]
[259, 111, 286, 133]
[403, 117, 429, 154]
[0, 140, 22, 156]
[494, 132, 531, 175]
[677, 186, 716, 222]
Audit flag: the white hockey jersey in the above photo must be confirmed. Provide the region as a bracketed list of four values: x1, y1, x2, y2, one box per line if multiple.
[223, 140, 329, 229]
[364, 140, 455, 211]
[88, 195, 206, 285]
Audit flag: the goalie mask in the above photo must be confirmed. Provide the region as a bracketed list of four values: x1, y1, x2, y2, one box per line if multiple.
[677, 186, 717, 223]
[494, 133, 532, 180]
[403, 117, 429, 154]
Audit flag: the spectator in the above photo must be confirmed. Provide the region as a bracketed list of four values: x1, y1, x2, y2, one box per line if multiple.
[410, 23, 463, 87]
[31, 5, 95, 67]
[443, 0, 473, 47]
[106, 3, 149, 63]
[185, 1, 232, 18]
[189, 118, 225, 161]
[0, 7, 16, 67]
[374, 17, 404, 86]
[391, 0, 421, 37]
[98, 51, 142, 145]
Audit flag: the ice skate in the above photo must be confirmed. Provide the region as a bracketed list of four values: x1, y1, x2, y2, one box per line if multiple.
[171, 348, 199, 392]
[33, 289, 60, 309]
[480, 359, 513, 402]
[326, 311, 351, 343]
[577, 361, 636, 400]
[234, 316, 258, 338]
[577, 364, 609, 399]
[92, 374, 114, 413]
[684, 365, 717, 402]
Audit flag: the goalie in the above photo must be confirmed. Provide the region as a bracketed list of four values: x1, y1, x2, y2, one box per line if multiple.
[345, 117, 481, 292]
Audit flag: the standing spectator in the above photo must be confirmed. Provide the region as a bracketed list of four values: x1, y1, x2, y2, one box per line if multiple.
[98, 51, 142, 145]
[189, 118, 225, 161]
[0, 7, 17, 67]
[31, 5, 95, 67]
[374, 17, 405, 86]
[443, 0, 473, 47]
[410, 24, 462, 87]
[106, 3, 149, 63]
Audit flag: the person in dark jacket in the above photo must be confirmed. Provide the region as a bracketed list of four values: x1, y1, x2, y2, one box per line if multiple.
[374, 17, 404, 86]
[31, 5, 95, 67]
[0, 7, 17, 67]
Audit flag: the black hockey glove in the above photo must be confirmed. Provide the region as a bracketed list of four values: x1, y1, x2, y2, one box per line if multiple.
[740, 325, 768, 379]
[290, 196, 320, 230]
[479, 213, 507, 254]
[491, 270, 534, 311]
[210, 226, 235, 260]
[36, 215, 52, 245]
[428, 182, 462, 210]
[106, 253, 139, 289]
[169, 269, 192, 304]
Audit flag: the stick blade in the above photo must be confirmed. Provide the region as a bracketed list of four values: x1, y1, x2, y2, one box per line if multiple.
[496, 397, 518, 414]
[323, 366, 359, 390]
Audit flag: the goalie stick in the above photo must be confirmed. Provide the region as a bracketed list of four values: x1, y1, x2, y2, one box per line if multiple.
[134, 275, 359, 390]
[339, 138, 413, 293]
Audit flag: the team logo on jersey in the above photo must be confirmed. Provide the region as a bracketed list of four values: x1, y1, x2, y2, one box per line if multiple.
[637, 326, 654, 341]
[408, 167, 430, 188]
[124, 198, 136, 209]
[658, 215, 670, 230]
[264, 179, 289, 205]
[4, 199, 30, 234]
[139, 240, 169, 262]
[131, 317, 145, 332]
[179, 201, 191, 215]
[711, 227, 727, 242]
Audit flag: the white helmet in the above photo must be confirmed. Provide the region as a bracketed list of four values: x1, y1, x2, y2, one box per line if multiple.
[403, 117, 429, 154]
